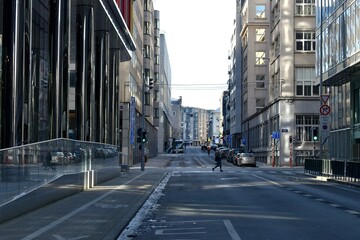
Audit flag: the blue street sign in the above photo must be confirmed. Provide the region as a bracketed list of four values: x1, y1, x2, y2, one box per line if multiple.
[242, 138, 246, 145]
[272, 131, 280, 139]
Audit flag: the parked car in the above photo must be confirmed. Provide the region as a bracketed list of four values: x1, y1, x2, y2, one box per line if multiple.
[210, 144, 218, 150]
[227, 148, 245, 163]
[219, 147, 230, 159]
[172, 143, 185, 154]
[50, 151, 65, 165]
[237, 152, 256, 167]
[177, 144, 185, 153]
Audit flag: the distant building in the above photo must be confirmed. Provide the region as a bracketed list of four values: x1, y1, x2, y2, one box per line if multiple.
[228, 17, 242, 148]
[157, 33, 173, 153]
[171, 97, 183, 141]
[180, 107, 217, 146]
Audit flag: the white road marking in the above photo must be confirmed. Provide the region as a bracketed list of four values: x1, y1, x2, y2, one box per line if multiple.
[195, 157, 206, 167]
[251, 174, 283, 187]
[21, 172, 148, 240]
[224, 220, 242, 240]
[221, 177, 240, 180]
[346, 210, 360, 215]
[155, 227, 206, 235]
[148, 219, 242, 239]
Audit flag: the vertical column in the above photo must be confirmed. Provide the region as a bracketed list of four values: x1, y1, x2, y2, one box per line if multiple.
[1, 0, 25, 147]
[76, 5, 94, 141]
[95, 31, 109, 143]
[48, 0, 69, 139]
[110, 49, 121, 145]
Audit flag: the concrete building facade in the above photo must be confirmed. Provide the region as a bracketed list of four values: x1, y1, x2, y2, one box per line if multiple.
[238, 0, 319, 166]
[228, 15, 243, 148]
[157, 33, 173, 153]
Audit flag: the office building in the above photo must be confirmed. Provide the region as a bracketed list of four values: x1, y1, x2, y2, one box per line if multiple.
[237, 0, 319, 165]
[0, 0, 135, 149]
[316, 0, 359, 161]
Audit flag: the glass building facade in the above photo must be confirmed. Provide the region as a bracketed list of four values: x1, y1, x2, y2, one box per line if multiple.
[0, 0, 135, 148]
[316, 0, 360, 161]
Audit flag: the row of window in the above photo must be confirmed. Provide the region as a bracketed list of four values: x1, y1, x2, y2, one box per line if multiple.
[247, 114, 318, 149]
[243, 67, 318, 97]
[255, 28, 316, 52]
[256, 0, 315, 20]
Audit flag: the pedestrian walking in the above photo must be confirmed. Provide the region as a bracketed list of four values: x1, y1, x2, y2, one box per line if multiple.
[212, 148, 223, 172]
[207, 145, 211, 155]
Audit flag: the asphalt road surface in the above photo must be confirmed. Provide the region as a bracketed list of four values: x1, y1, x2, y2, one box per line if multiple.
[120, 146, 360, 240]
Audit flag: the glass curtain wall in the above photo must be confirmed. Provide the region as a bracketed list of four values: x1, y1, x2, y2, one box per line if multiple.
[0, 0, 124, 149]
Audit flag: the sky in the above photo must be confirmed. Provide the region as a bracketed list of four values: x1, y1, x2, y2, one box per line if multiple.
[153, 0, 236, 110]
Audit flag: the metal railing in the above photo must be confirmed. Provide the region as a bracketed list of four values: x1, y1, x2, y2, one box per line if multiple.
[304, 158, 360, 183]
[0, 138, 125, 207]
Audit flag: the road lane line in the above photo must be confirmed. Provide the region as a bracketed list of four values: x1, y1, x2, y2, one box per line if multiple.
[195, 156, 206, 167]
[252, 174, 283, 187]
[155, 227, 206, 235]
[223, 220, 242, 240]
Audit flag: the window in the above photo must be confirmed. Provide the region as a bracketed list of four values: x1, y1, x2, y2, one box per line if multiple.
[154, 90, 160, 101]
[295, 115, 319, 141]
[295, 0, 315, 16]
[296, 32, 316, 51]
[243, 54, 248, 71]
[242, 29, 248, 49]
[256, 5, 266, 18]
[154, 108, 159, 118]
[296, 68, 319, 96]
[256, 28, 266, 42]
[243, 77, 248, 93]
[144, 21, 151, 35]
[155, 54, 160, 64]
[144, 0, 149, 11]
[273, 36, 280, 57]
[154, 72, 159, 82]
[272, 3, 280, 24]
[256, 75, 265, 88]
[143, 45, 151, 58]
[154, 37, 160, 47]
[255, 51, 266, 65]
[144, 68, 151, 81]
[155, 19, 160, 29]
[144, 92, 150, 105]
[256, 98, 265, 112]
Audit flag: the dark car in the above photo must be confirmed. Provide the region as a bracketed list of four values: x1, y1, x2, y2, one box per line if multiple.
[219, 147, 230, 159]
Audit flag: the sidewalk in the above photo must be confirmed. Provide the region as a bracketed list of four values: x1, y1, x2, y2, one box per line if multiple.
[0, 155, 172, 240]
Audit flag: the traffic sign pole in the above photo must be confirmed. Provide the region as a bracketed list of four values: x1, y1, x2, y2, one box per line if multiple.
[319, 95, 330, 159]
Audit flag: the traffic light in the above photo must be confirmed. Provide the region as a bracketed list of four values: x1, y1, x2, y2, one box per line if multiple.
[289, 136, 293, 143]
[313, 128, 318, 141]
[142, 131, 148, 143]
[137, 128, 142, 143]
[148, 78, 154, 90]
